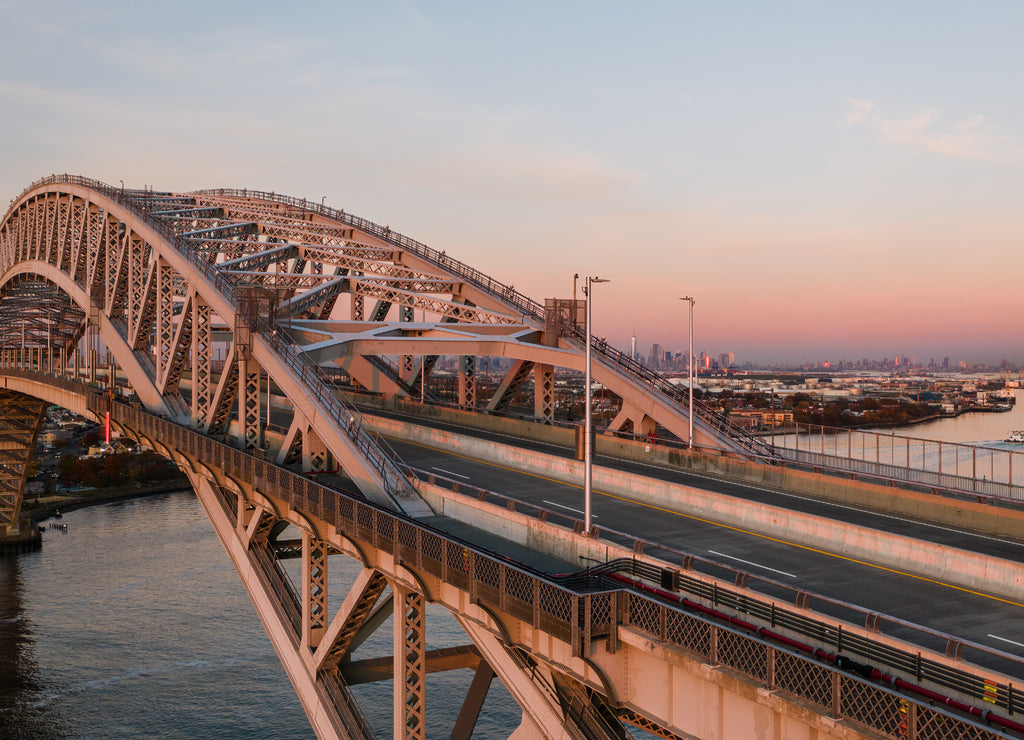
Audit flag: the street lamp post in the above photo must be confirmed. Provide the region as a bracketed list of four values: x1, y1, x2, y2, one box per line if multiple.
[680, 296, 695, 449]
[584, 275, 609, 535]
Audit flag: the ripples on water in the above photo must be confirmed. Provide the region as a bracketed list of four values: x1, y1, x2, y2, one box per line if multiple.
[0, 492, 520, 739]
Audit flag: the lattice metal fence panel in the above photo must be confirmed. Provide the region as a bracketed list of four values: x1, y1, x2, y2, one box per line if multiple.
[589, 593, 612, 636]
[322, 491, 337, 517]
[666, 609, 712, 656]
[446, 542, 470, 590]
[476, 556, 500, 590]
[839, 676, 907, 738]
[503, 568, 535, 623]
[504, 567, 532, 603]
[378, 513, 394, 543]
[915, 705, 1003, 740]
[420, 530, 442, 569]
[774, 650, 833, 712]
[356, 505, 374, 540]
[628, 593, 662, 639]
[397, 520, 417, 549]
[537, 583, 573, 641]
[337, 496, 355, 525]
[718, 629, 769, 683]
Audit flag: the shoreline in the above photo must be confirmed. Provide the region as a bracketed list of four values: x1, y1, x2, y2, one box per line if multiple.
[25, 481, 193, 523]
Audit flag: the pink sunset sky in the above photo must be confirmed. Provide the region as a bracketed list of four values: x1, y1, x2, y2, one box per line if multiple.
[2, 2, 1022, 365]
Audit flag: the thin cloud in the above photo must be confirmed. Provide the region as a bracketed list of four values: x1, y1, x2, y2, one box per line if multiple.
[845, 98, 1024, 163]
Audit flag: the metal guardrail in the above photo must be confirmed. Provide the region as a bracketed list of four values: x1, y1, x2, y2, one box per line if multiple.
[413, 466, 1024, 697]
[90, 395, 1021, 739]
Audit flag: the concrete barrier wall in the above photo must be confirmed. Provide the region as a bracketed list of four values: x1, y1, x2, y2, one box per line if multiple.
[349, 393, 1024, 538]
[417, 479, 1013, 685]
[375, 415, 1024, 601]
[598, 434, 1024, 540]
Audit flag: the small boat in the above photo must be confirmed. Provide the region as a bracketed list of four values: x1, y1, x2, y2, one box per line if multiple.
[1006, 431, 1024, 443]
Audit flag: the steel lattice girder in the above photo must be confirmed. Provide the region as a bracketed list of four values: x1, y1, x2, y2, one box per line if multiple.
[0, 390, 47, 529]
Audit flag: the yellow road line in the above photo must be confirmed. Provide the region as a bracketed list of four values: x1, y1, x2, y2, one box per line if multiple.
[392, 435, 1024, 609]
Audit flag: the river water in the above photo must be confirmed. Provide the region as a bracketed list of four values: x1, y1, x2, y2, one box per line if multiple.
[0, 492, 520, 739]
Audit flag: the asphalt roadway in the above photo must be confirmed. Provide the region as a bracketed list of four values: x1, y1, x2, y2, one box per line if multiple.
[368, 408, 1024, 680]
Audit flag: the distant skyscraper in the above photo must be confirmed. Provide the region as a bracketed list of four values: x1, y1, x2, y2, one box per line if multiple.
[651, 343, 662, 369]
[631, 334, 637, 361]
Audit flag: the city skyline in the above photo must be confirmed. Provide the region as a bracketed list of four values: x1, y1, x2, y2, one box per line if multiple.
[2, 2, 1023, 364]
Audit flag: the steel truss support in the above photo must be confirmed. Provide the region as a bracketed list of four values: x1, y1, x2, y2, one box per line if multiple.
[458, 356, 476, 410]
[351, 271, 364, 321]
[187, 473, 359, 740]
[486, 359, 534, 413]
[393, 585, 426, 740]
[607, 399, 656, 438]
[534, 363, 555, 424]
[190, 295, 212, 428]
[452, 612, 589, 739]
[400, 304, 414, 379]
[302, 425, 331, 473]
[315, 568, 389, 672]
[238, 352, 262, 449]
[0, 391, 48, 536]
[302, 531, 328, 650]
[450, 660, 496, 740]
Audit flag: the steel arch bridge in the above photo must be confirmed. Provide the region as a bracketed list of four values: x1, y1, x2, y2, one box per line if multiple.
[3, 177, 1022, 740]
[0, 174, 770, 534]
[0, 175, 791, 739]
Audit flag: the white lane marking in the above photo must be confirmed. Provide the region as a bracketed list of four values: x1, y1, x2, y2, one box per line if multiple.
[542, 500, 598, 518]
[707, 550, 796, 578]
[431, 467, 470, 480]
[988, 634, 1024, 649]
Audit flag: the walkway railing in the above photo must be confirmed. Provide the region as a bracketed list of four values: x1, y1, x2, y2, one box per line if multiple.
[563, 324, 777, 460]
[767, 423, 1024, 503]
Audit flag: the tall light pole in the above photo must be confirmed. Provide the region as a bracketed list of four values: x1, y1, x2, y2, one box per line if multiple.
[584, 276, 609, 535]
[680, 296, 695, 449]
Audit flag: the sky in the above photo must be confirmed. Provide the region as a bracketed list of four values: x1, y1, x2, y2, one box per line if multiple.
[2, 1, 1023, 366]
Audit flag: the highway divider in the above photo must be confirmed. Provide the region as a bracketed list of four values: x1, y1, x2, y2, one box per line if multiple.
[367, 413, 1024, 602]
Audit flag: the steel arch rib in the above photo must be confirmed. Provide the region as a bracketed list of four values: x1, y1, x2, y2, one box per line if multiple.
[0, 179, 415, 511]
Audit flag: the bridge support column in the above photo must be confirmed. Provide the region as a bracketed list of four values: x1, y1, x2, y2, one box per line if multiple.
[302, 532, 328, 650]
[238, 353, 262, 450]
[400, 305, 414, 381]
[458, 356, 476, 410]
[534, 364, 554, 424]
[393, 585, 426, 740]
[190, 296, 212, 429]
[351, 273, 364, 321]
